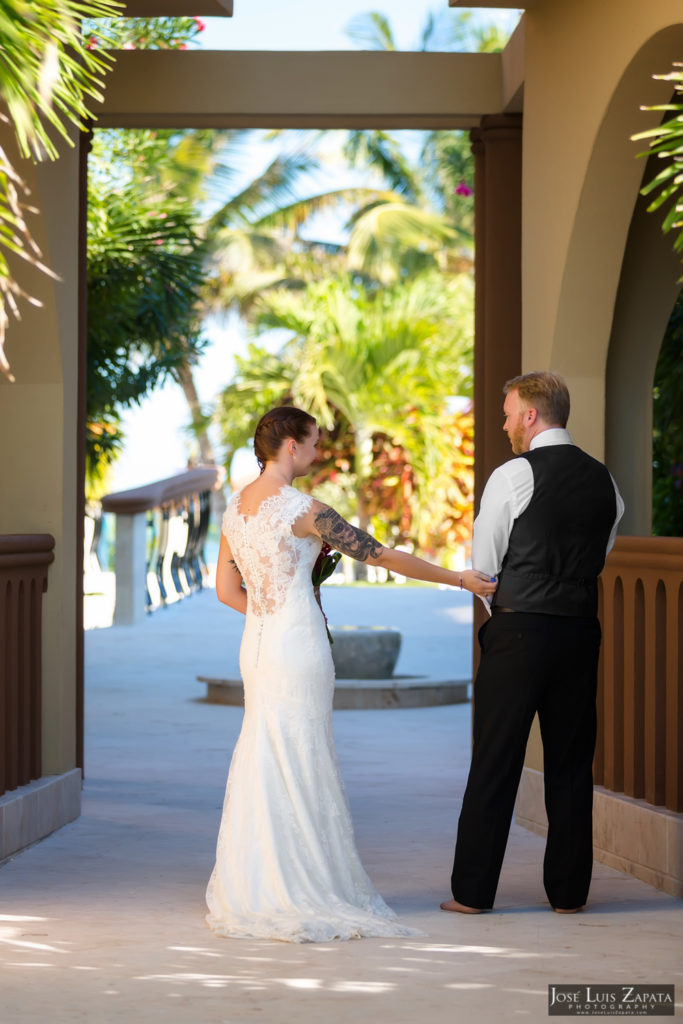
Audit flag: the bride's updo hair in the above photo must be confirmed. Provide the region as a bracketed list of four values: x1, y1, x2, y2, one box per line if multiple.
[253, 406, 317, 472]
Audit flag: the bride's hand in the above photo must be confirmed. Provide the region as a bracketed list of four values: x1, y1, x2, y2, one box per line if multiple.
[460, 569, 497, 596]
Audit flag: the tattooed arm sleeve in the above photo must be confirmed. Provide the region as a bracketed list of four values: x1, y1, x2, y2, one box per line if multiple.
[313, 506, 384, 563]
[309, 501, 498, 593]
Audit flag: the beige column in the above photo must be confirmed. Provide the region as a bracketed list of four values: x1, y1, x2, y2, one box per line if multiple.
[471, 113, 523, 508]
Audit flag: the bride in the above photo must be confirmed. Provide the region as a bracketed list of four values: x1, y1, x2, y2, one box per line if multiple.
[206, 406, 496, 942]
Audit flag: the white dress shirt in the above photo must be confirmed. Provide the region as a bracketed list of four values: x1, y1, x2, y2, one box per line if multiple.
[472, 428, 625, 612]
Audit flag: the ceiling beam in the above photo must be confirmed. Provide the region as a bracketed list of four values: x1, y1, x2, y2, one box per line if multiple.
[501, 16, 525, 112]
[93, 50, 504, 129]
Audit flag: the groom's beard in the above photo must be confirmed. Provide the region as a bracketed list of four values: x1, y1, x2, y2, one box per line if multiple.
[508, 420, 529, 455]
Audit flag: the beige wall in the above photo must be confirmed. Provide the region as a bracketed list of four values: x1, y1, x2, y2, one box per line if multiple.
[517, 0, 682, 772]
[521, 0, 683, 458]
[0, 125, 80, 775]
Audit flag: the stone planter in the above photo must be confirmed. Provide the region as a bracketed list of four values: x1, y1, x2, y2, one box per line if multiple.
[329, 625, 401, 679]
[198, 621, 470, 709]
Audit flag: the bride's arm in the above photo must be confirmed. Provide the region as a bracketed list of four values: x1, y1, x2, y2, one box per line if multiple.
[302, 501, 496, 597]
[216, 533, 248, 614]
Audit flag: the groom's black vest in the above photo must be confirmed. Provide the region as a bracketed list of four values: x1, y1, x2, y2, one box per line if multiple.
[491, 445, 616, 617]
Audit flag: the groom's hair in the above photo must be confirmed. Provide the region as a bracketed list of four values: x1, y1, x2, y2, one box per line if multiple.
[504, 371, 570, 427]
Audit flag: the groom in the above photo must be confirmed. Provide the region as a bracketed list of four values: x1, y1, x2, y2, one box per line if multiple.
[442, 371, 624, 914]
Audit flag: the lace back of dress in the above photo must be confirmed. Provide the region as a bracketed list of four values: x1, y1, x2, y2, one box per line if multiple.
[224, 488, 312, 617]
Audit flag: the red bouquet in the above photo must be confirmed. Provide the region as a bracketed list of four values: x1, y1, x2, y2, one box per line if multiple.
[312, 543, 341, 644]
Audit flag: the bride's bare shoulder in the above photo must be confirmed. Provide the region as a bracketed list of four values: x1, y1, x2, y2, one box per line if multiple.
[308, 496, 329, 515]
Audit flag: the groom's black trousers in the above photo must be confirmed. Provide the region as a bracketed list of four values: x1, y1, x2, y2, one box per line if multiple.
[450, 610, 601, 910]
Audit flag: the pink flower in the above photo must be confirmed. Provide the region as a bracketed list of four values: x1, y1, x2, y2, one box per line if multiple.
[178, 43, 188, 50]
[193, 17, 206, 31]
[455, 181, 473, 197]
[122, 41, 136, 50]
[86, 35, 98, 49]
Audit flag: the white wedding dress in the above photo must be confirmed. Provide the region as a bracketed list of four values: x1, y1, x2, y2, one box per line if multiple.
[205, 485, 418, 942]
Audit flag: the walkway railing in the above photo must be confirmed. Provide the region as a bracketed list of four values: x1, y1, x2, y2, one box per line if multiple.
[99, 467, 224, 626]
[0, 535, 54, 797]
[596, 536, 683, 813]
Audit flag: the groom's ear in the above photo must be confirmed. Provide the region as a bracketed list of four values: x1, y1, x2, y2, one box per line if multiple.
[525, 407, 538, 426]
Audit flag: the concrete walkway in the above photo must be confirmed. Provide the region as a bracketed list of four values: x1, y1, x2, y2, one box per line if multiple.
[1, 585, 680, 1023]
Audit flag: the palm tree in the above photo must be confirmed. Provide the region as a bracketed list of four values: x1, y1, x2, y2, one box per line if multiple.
[201, 147, 392, 313]
[336, 6, 514, 279]
[216, 270, 474, 565]
[345, 8, 509, 54]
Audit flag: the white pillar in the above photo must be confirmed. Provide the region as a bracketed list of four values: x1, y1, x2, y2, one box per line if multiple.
[114, 513, 147, 625]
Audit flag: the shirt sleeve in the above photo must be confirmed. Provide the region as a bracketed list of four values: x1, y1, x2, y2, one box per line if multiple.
[605, 473, 625, 557]
[471, 458, 534, 613]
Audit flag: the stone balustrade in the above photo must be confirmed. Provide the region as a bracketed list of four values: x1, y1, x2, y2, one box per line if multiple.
[99, 467, 224, 626]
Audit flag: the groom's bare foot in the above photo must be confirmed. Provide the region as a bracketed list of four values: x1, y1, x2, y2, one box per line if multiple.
[440, 899, 484, 914]
[553, 906, 584, 914]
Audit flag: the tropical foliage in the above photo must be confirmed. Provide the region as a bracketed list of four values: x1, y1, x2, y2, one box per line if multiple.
[84, 8, 206, 493]
[85, 16, 224, 493]
[216, 271, 475, 559]
[652, 292, 683, 537]
[86, 123, 378, 492]
[0, 0, 120, 381]
[82, 14, 206, 50]
[346, 8, 508, 54]
[633, 64, 683, 536]
[633, 64, 683, 267]
[86, 130, 207, 492]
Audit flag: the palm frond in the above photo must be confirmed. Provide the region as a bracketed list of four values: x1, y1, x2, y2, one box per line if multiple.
[206, 153, 319, 235]
[344, 12, 396, 51]
[342, 131, 421, 201]
[251, 188, 392, 233]
[0, 0, 121, 162]
[347, 202, 459, 283]
[633, 64, 683, 270]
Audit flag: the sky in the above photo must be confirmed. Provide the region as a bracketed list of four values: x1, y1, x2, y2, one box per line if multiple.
[109, 3, 521, 492]
[199, 2, 519, 52]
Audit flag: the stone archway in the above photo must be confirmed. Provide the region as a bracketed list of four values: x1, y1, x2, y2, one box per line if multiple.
[548, 23, 683, 454]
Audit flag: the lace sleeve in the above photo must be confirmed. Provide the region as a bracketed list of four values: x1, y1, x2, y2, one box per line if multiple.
[277, 487, 313, 528]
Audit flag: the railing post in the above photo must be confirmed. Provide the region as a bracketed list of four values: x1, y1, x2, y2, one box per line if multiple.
[0, 535, 55, 796]
[113, 513, 148, 626]
[597, 536, 683, 813]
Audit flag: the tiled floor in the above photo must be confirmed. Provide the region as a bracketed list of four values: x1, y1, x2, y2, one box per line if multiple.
[1, 586, 680, 1023]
